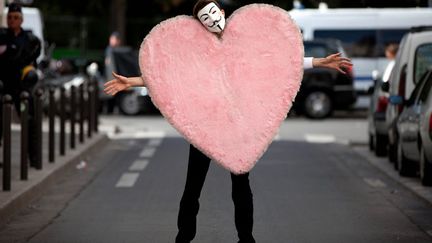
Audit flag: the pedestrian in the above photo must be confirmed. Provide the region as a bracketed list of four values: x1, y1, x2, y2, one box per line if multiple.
[382, 43, 399, 82]
[104, 0, 352, 242]
[104, 31, 122, 113]
[0, 2, 41, 167]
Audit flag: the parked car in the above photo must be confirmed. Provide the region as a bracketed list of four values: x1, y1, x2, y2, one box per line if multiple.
[100, 46, 155, 115]
[367, 61, 394, 156]
[292, 39, 356, 119]
[386, 26, 432, 165]
[395, 68, 432, 178]
[418, 68, 432, 186]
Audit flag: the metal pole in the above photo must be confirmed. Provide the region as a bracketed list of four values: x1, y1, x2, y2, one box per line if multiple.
[34, 89, 43, 170]
[60, 87, 66, 156]
[93, 80, 99, 133]
[79, 84, 85, 143]
[2, 94, 12, 191]
[87, 84, 93, 138]
[49, 88, 55, 162]
[20, 92, 29, 180]
[70, 85, 76, 149]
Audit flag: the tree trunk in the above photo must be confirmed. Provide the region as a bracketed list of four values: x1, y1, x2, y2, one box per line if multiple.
[110, 0, 127, 43]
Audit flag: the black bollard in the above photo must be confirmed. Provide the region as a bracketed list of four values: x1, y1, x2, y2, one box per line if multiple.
[48, 88, 55, 162]
[93, 80, 99, 133]
[87, 84, 93, 138]
[79, 84, 85, 143]
[60, 87, 66, 156]
[20, 92, 30, 180]
[34, 89, 44, 170]
[2, 95, 12, 191]
[70, 86, 76, 149]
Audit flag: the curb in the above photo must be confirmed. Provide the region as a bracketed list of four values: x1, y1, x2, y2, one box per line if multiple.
[0, 133, 110, 229]
[351, 146, 432, 206]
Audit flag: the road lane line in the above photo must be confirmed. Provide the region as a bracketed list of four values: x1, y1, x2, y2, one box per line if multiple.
[363, 178, 387, 188]
[129, 159, 149, 171]
[139, 147, 156, 158]
[115, 173, 140, 188]
[148, 138, 163, 147]
[304, 134, 336, 143]
[134, 131, 166, 138]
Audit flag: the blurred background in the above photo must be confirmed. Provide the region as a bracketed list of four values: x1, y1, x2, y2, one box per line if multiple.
[1, 0, 429, 62]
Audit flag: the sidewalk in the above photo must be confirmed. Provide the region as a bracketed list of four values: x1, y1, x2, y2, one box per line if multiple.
[0, 120, 109, 229]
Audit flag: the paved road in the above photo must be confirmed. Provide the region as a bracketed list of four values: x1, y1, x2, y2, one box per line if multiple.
[2, 135, 432, 243]
[99, 115, 368, 145]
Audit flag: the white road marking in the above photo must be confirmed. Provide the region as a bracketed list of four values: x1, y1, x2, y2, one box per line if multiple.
[108, 131, 166, 139]
[115, 173, 140, 188]
[363, 178, 387, 188]
[129, 159, 149, 171]
[273, 133, 280, 141]
[304, 134, 336, 143]
[134, 131, 166, 138]
[140, 147, 156, 158]
[148, 138, 163, 147]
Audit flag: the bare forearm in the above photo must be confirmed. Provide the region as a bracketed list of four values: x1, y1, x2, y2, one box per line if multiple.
[128, 76, 146, 87]
[312, 58, 324, 68]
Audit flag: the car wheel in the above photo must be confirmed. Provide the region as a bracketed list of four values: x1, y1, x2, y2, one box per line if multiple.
[118, 93, 142, 116]
[420, 146, 432, 186]
[303, 90, 333, 119]
[397, 136, 416, 177]
[374, 133, 387, 157]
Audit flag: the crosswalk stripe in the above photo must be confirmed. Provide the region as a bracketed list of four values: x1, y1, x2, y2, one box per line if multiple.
[129, 159, 149, 171]
[115, 173, 140, 188]
[139, 147, 156, 158]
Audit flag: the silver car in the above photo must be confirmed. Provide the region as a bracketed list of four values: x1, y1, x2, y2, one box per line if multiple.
[395, 68, 432, 184]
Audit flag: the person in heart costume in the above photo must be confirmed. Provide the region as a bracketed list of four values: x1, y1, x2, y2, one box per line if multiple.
[104, 0, 352, 242]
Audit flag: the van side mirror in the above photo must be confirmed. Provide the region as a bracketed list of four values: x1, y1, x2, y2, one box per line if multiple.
[381, 81, 389, 92]
[388, 95, 404, 105]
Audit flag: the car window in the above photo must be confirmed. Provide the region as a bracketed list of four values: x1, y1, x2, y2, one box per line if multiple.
[414, 44, 432, 84]
[314, 29, 376, 57]
[304, 43, 328, 58]
[376, 29, 408, 57]
[407, 71, 427, 106]
[418, 71, 432, 103]
[314, 29, 408, 58]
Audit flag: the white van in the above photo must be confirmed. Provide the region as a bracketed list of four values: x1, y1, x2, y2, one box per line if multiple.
[2, 7, 45, 62]
[289, 7, 432, 106]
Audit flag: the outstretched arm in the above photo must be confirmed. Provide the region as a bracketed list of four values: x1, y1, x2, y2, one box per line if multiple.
[104, 72, 146, 96]
[312, 53, 353, 74]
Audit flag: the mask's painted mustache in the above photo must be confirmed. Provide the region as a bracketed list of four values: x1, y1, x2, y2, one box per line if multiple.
[207, 16, 222, 28]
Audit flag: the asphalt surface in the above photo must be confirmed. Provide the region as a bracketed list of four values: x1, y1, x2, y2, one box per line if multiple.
[2, 136, 431, 243]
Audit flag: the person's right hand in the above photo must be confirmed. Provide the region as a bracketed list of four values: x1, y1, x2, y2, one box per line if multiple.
[104, 72, 130, 96]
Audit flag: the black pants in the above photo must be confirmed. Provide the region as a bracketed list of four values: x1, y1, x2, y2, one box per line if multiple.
[175, 145, 255, 243]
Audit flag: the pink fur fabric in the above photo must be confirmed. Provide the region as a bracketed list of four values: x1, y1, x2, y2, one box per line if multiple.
[139, 4, 303, 174]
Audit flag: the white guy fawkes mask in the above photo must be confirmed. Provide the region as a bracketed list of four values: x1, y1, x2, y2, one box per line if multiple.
[197, 2, 226, 33]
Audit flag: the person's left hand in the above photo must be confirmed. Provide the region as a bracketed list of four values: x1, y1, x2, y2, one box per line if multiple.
[314, 53, 353, 74]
